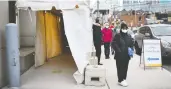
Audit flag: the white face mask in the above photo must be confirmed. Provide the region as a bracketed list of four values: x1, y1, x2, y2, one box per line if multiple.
[122, 29, 128, 33]
[106, 26, 109, 28]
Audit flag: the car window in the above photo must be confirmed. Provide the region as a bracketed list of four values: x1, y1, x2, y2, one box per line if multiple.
[146, 27, 152, 34]
[133, 30, 137, 34]
[139, 27, 146, 34]
[151, 26, 171, 36]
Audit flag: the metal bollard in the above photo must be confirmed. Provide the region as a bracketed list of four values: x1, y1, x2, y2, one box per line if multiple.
[6, 23, 20, 88]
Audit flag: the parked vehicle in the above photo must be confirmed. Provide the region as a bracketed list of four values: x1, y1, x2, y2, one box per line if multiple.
[128, 27, 139, 44]
[127, 29, 135, 43]
[134, 24, 171, 59]
[133, 29, 138, 34]
[128, 29, 134, 38]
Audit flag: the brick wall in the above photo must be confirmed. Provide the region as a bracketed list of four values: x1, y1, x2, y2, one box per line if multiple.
[120, 15, 145, 27]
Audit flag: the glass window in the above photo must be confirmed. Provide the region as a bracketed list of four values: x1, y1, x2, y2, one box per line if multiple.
[139, 27, 146, 34]
[146, 27, 151, 33]
[151, 26, 171, 36]
[133, 30, 137, 34]
[145, 27, 153, 36]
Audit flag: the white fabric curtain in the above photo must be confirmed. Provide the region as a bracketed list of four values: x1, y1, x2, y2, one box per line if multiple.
[62, 7, 93, 73]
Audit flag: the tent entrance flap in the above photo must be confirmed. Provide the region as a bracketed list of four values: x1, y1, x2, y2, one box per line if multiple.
[35, 11, 46, 67]
[35, 11, 63, 67]
[62, 9, 92, 74]
[44, 12, 62, 59]
[35, 8, 92, 74]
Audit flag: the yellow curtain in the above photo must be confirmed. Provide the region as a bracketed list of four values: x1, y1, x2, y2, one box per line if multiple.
[45, 12, 62, 59]
[56, 16, 63, 53]
[35, 11, 46, 67]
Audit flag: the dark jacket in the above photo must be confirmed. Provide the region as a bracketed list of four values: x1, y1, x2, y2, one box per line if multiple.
[112, 32, 134, 60]
[93, 23, 102, 46]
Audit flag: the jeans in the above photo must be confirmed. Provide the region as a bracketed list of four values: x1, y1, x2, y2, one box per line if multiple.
[104, 42, 110, 58]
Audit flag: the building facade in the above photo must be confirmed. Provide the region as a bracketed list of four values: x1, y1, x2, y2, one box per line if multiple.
[92, 0, 171, 12]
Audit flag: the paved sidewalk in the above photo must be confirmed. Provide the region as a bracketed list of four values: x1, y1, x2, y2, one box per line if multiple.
[3, 50, 171, 89]
[102, 54, 171, 89]
[3, 53, 108, 89]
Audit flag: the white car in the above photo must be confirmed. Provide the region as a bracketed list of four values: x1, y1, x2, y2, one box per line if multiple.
[134, 24, 171, 60]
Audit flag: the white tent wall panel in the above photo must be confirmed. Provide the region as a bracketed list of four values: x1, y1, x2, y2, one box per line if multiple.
[19, 10, 36, 47]
[63, 7, 93, 74]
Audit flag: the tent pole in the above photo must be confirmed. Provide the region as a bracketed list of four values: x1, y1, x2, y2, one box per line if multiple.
[97, 0, 100, 17]
[9, 1, 16, 23]
[15, 8, 20, 49]
[43, 11, 48, 62]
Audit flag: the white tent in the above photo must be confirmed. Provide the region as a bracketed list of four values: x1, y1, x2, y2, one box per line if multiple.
[16, 0, 94, 74]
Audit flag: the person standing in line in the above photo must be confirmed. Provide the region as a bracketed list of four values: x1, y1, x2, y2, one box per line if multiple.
[109, 22, 115, 30]
[114, 20, 120, 34]
[112, 23, 134, 87]
[101, 23, 113, 59]
[109, 22, 115, 55]
[93, 18, 102, 65]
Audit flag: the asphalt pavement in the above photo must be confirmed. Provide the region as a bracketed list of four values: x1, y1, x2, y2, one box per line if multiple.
[163, 65, 171, 72]
[163, 59, 171, 72]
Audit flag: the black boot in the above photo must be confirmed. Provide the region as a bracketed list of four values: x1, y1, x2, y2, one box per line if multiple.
[98, 63, 103, 65]
[112, 51, 114, 55]
[106, 56, 110, 59]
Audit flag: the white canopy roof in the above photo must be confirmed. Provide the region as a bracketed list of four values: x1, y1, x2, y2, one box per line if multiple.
[16, 0, 96, 11]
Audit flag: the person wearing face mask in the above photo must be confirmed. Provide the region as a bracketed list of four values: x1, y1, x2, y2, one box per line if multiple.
[101, 23, 113, 59]
[110, 22, 115, 55]
[93, 18, 103, 65]
[112, 23, 134, 87]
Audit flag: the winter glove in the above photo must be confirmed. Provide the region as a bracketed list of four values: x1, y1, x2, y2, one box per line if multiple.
[128, 47, 134, 58]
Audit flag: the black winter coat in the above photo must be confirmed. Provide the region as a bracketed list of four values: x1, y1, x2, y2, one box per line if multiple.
[112, 32, 134, 60]
[93, 23, 102, 46]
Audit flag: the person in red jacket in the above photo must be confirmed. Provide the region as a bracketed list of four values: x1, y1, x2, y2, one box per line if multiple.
[102, 23, 113, 59]
[109, 23, 115, 30]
